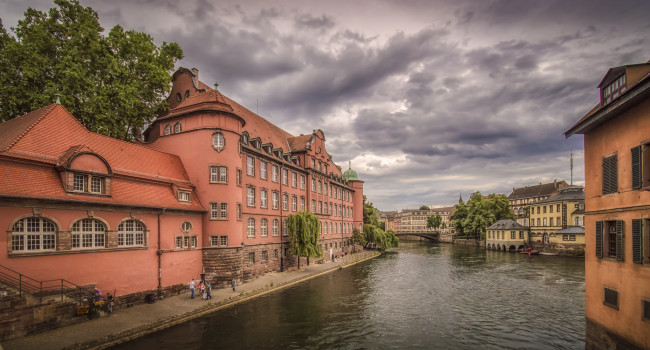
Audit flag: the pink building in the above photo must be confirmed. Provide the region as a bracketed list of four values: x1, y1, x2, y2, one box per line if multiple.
[0, 67, 363, 303]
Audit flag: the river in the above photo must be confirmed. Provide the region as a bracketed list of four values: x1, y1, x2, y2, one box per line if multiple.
[112, 241, 585, 349]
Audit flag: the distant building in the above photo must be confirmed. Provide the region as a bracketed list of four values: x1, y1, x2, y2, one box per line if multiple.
[485, 220, 528, 252]
[528, 186, 585, 256]
[565, 60, 650, 349]
[378, 210, 397, 232]
[508, 180, 569, 226]
[394, 207, 454, 235]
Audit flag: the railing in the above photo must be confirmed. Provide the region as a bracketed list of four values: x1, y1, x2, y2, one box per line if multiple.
[0, 264, 95, 305]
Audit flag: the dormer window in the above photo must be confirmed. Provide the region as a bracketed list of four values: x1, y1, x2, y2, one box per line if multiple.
[174, 122, 182, 133]
[213, 132, 225, 151]
[602, 74, 626, 105]
[73, 173, 105, 194]
[241, 132, 249, 145]
[178, 191, 190, 202]
[163, 124, 171, 135]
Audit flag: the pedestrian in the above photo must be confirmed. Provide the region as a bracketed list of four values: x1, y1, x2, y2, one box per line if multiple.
[189, 279, 195, 299]
[231, 278, 236, 292]
[206, 283, 212, 299]
[201, 281, 206, 300]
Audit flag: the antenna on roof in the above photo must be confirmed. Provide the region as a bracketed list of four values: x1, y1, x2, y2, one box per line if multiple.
[55, 93, 61, 105]
[570, 150, 574, 185]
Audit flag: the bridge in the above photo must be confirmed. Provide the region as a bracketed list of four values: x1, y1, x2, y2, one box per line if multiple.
[394, 231, 440, 241]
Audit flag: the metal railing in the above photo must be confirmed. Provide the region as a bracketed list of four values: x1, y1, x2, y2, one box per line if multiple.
[0, 264, 95, 305]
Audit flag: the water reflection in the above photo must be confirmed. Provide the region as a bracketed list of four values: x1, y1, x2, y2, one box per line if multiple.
[112, 241, 584, 350]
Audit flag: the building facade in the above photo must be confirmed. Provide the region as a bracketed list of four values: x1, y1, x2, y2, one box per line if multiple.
[0, 67, 364, 302]
[393, 207, 454, 235]
[528, 185, 585, 255]
[508, 180, 568, 226]
[566, 61, 650, 349]
[485, 220, 529, 252]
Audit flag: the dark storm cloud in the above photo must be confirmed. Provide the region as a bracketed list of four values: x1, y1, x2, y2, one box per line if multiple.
[294, 14, 335, 30]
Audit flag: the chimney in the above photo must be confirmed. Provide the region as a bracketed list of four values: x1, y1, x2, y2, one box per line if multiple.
[191, 68, 199, 79]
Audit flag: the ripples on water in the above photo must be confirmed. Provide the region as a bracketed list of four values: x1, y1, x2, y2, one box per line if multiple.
[112, 242, 585, 350]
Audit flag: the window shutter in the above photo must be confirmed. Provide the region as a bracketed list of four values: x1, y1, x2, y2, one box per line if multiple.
[631, 146, 642, 189]
[632, 219, 643, 264]
[616, 220, 624, 262]
[595, 221, 603, 258]
[602, 155, 618, 194]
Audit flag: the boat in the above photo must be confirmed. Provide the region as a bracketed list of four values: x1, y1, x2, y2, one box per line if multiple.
[520, 248, 540, 255]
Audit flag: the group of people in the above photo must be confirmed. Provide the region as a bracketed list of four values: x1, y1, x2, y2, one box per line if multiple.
[189, 278, 237, 299]
[189, 279, 212, 300]
[94, 288, 115, 313]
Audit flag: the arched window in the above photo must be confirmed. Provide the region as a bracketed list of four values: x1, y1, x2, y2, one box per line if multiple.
[261, 218, 268, 237]
[213, 132, 225, 151]
[72, 218, 106, 249]
[272, 219, 279, 236]
[174, 122, 182, 133]
[163, 124, 171, 135]
[247, 218, 256, 237]
[12, 217, 57, 252]
[118, 219, 145, 247]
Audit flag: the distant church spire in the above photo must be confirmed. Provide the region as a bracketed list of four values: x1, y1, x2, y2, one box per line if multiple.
[459, 193, 463, 204]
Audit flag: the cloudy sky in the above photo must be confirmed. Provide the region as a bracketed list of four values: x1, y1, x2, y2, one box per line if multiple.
[2, 0, 649, 211]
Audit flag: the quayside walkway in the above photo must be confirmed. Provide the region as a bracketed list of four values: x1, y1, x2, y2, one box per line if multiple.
[1, 251, 379, 350]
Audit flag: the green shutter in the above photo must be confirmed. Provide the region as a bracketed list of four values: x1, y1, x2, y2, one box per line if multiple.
[595, 221, 603, 258]
[632, 219, 643, 264]
[616, 220, 624, 262]
[631, 146, 642, 190]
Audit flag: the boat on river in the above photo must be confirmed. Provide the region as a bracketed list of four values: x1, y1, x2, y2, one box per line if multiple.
[520, 248, 540, 255]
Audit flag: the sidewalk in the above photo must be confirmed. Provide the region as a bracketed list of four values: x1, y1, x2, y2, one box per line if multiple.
[1, 251, 379, 350]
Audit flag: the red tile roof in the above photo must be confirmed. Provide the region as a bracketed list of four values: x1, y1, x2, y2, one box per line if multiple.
[0, 104, 204, 211]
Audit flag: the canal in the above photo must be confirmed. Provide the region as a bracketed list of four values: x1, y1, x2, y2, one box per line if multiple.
[112, 241, 585, 349]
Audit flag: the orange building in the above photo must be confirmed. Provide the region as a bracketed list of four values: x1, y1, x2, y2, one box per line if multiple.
[566, 61, 650, 349]
[0, 67, 364, 305]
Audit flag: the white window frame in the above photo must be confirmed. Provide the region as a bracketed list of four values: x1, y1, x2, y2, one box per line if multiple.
[118, 219, 145, 247]
[11, 217, 57, 252]
[247, 218, 255, 237]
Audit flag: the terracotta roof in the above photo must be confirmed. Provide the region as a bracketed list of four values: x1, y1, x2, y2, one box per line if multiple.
[0, 104, 203, 211]
[287, 134, 313, 152]
[508, 181, 567, 200]
[534, 186, 584, 204]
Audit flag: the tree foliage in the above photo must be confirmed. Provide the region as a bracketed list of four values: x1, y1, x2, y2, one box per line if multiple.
[427, 214, 442, 230]
[286, 211, 322, 268]
[419, 205, 430, 210]
[450, 191, 515, 238]
[0, 0, 183, 141]
[362, 195, 379, 227]
[351, 228, 365, 247]
[362, 224, 398, 251]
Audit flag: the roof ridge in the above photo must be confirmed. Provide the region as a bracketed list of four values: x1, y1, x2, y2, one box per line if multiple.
[0, 104, 58, 152]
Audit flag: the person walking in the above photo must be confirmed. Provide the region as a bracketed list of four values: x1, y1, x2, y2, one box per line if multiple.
[200, 281, 206, 300]
[206, 283, 212, 299]
[189, 279, 195, 299]
[231, 278, 236, 292]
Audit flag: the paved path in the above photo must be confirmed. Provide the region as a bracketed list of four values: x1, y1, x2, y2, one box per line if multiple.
[1, 251, 379, 350]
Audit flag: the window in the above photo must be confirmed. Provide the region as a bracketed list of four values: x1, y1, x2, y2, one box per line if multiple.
[191, 236, 198, 248]
[210, 166, 227, 183]
[181, 221, 192, 233]
[236, 169, 242, 186]
[292, 172, 297, 187]
[272, 192, 279, 210]
[261, 218, 268, 237]
[543, 206, 547, 214]
[603, 287, 619, 310]
[246, 156, 255, 176]
[210, 236, 219, 246]
[247, 218, 255, 237]
[274, 249, 279, 259]
[318, 201, 322, 213]
[262, 250, 268, 262]
[282, 220, 288, 236]
[549, 205, 553, 213]
[324, 202, 328, 214]
[631, 145, 650, 190]
[178, 191, 190, 202]
[519, 231, 524, 239]
[312, 199, 316, 212]
[510, 231, 515, 239]
[562, 234, 576, 241]
[602, 74, 626, 105]
[11, 217, 57, 252]
[248, 252, 255, 264]
[210, 202, 228, 220]
[163, 124, 171, 135]
[177, 236, 184, 248]
[73, 173, 105, 194]
[221, 236, 228, 246]
[272, 165, 279, 182]
[237, 203, 242, 220]
[550, 218, 554, 226]
[632, 219, 650, 264]
[602, 154, 618, 195]
[247, 187, 255, 207]
[596, 221, 623, 261]
[312, 179, 316, 192]
[282, 194, 289, 211]
[118, 219, 145, 247]
[543, 218, 547, 226]
[273, 219, 279, 236]
[212, 132, 225, 151]
[300, 175, 305, 189]
[260, 189, 268, 208]
[300, 197, 305, 211]
[282, 169, 288, 185]
[174, 122, 182, 133]
[318, 181, 322, 193]
[292, 195, 297, 212]
[260, 161, 268, 180]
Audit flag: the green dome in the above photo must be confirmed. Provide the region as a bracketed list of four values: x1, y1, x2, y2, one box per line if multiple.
[343, 161, 359, 181]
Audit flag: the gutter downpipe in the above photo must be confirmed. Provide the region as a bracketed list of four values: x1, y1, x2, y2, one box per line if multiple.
[157, 207, 166, 299]
[280, 164, 284, 272]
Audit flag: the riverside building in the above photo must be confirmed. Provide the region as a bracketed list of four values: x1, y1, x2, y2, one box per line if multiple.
[565, 60, 650, 349]
[0, 67, 364, 305]
[508, 180, 568, 226]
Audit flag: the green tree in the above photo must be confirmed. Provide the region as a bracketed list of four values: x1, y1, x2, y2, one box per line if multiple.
[363, 195, 379, 227]
[450, 200, 467, 236]
[451, 191, 515, 239]
[0, 0, 183, 141]
[286, 211, 323, 268]
[419, 205, 430, 210]
[362, 224, 397, 251]
[427, 214, 442, 230]
[351, 228, 365, 250]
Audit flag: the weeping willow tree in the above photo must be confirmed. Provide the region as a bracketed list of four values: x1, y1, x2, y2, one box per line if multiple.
[362, 224, 398, 251]
[286, 211, 323, 268]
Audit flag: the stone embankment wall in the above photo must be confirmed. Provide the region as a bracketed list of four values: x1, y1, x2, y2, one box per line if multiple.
[0, 296, 81, 341]
[530, 242, 585, 257]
